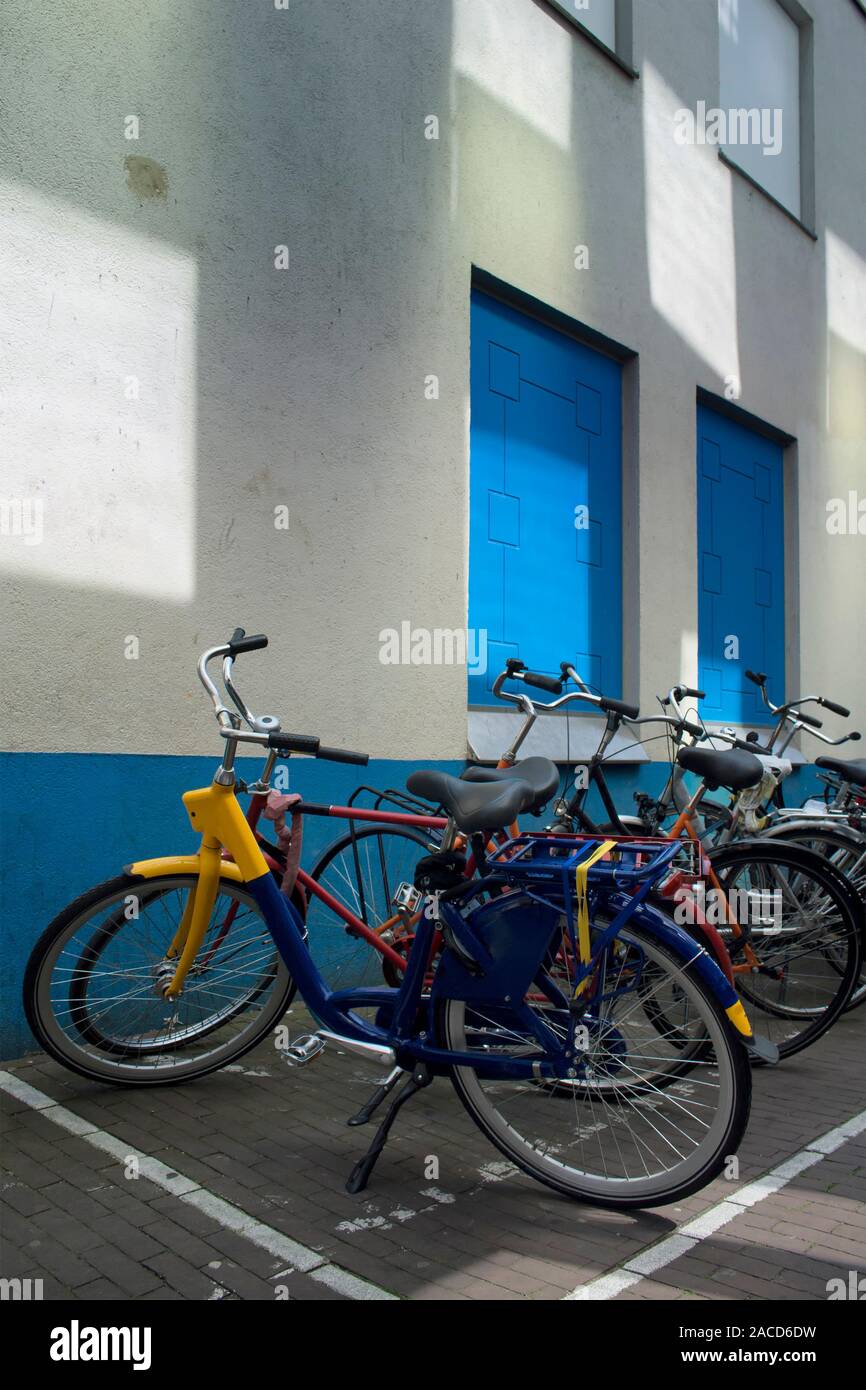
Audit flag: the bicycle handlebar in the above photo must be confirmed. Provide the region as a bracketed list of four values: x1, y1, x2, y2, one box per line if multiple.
[199, 631, 369, 766]
[228, 629, 268, 656]
[317, 745, 371, 766]
[818, 697, 851, 718]
[504, 659, 563, 695]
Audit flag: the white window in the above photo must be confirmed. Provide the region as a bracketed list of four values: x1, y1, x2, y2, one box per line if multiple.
[718, 0, 802, 219]
[549, 0, 617, 55]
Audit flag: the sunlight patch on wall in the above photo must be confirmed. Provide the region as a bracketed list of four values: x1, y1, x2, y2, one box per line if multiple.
[825, 231, 866, 441]
[643, 64, 741, 386]
[680, 627, 699, 688]
[0, 182, 196, 600]
[452, 0, 573, 152]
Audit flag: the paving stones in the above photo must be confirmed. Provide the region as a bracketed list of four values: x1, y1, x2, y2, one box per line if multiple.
[1, 1005, 864, 1301]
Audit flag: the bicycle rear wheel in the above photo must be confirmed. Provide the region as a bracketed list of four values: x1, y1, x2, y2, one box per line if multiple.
[708, 841, 862, 1057]
[307, 826, 433, 988]
[759, 824, 866, 1013]
[438, 920, 751, 1208]
[24, 873, 294, 1085]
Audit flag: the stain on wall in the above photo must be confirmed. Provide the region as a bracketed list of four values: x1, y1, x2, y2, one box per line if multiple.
[124, 154, 168, 199]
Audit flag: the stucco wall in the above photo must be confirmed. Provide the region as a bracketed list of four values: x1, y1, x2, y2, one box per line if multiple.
[3, 0, 864, 761]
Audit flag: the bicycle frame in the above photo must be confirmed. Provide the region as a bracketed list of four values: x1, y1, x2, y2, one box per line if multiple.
[558, 742, 753, 984]
[129, 774, 756, 1079]
[250, 793, 447, 974]
[240, 779, 511, 977]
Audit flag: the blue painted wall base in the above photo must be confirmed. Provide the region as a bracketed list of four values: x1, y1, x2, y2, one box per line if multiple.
[0, 752, 826, 1058]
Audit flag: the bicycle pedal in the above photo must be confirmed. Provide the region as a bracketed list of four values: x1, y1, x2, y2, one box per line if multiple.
[278, 1033, 327, 1068]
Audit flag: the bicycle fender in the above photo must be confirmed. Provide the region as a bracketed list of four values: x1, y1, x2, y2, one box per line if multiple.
[758, 820, 865, 847]
[127, 855, 244, 882]
[609, 893, 754, 1039]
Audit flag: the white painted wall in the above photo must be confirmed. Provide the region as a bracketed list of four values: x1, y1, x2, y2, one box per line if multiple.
[2, 0, 864, 760]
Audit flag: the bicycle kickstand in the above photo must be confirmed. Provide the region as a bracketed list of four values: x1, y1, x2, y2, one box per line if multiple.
[345, 1065, 432, 1195]
[347, 1066, 404, 1126]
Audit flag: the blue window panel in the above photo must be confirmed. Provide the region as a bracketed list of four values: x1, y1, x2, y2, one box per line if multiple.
[488, 490, 520, 547]
[702, 551, 722, 595]
[576, 382, 602, 434]
[576, 517, 602, 568]
[755, 568, 772, 607]
[574, 651, 603, 693]
[489, 343, 520, 400]
[703, 666, 723, 708]
[484, 639, 520, 696]
[697, 404, 785, 725]
[701, 437, 721, 481]
[469, 290, 622, 705]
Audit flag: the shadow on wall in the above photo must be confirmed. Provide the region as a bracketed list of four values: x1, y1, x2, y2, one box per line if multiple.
[1, 0, 460, 1055]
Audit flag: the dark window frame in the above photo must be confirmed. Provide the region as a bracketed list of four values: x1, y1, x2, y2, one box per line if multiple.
[541, 0, 638, 79]
[718, 0, 816, 234]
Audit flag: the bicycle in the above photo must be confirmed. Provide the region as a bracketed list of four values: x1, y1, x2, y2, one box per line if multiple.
[303, 659, 865, 1050]
[539, 665, 864, 1058]
[23, 631, 762, 1207]
[651, 674, 866, 1014]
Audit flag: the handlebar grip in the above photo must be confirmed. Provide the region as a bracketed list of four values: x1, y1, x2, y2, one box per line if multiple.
[797, 710, 823, 730]
[522, 670, 563, 695]
[267, 732, 320, 755]
[849, 731, 862, 742]
[684, 688, 706, 700]
[820, 698, 851, 718]
[599, 697, 640, 720]
[317, 745, 370, 766]
[228, 630, 269, 656]
[745, 670, 766, 686]
[682, 720, 705, 740]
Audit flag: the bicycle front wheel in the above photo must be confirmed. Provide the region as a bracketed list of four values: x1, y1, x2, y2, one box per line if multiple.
[24, 873, 294, 1085]
[438, 920, 751, 1209]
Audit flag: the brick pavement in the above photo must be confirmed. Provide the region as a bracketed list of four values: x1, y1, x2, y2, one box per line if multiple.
[1, 1002, 864, 1301]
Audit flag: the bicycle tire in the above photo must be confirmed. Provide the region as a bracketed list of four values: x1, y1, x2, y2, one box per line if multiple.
[755, 821, 866, 1012]
[707, 840, 862, 1058]
[307, 825, 432, 988]
[436, 919, 751, 1208]
[23, 873, 295, 1085]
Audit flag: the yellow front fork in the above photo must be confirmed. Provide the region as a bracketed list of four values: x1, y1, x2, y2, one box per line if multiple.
[129, 780, 271, 1001]
[161, 838, 223, 999]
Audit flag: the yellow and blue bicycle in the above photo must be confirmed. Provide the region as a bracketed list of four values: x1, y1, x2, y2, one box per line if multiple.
[25, 632, 763, 1206]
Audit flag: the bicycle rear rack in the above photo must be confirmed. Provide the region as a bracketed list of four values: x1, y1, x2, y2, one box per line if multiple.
[485, 832, 682, 892]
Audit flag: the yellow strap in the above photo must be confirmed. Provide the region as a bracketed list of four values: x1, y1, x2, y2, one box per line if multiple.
[573, 840, 617, 997]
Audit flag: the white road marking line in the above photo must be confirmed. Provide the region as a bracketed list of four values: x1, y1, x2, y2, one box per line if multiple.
[0, 1070, 398, 1301]
[564, 1106, 866, 1300]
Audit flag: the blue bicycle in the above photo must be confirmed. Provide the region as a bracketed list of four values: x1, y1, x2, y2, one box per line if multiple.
[27, 633, 763, 1209]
